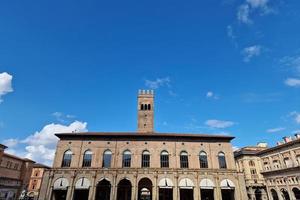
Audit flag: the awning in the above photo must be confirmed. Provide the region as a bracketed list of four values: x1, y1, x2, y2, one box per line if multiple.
[53, 178, 69, 190]
[179, 178, 194, 189]
[220, 179, 235, 189]
[75, 178, 91, 189]
[158, 178, 174, 188]
[200, 179, 215, 189]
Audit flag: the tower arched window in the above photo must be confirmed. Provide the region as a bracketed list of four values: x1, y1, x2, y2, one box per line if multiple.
[102, 150, 112, 168]
[180, 151, 189, 168]
[141, 104, 144, 110]
[199, 151, 208, 168]
[122, 150, 131, 168]
[82, 150, 92, 167]
[160, 151, 169, 168]
[62, 150, 72, 167]
[148, 104, 151, 110]
[218, 152, 227, 169]
[141, 150, 150, 168]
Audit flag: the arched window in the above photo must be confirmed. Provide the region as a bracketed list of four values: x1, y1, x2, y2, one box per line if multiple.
[122, 150, 131, 168]
[218, 152, 227, 169]
[180, 151, 189, 168]
[148, 104, 151, 110]
[102, 150, 112, 168]
[249, 160, 255, 167]
[160, 151, 169, 168]
[199, 151, 208, 168]
[141, 104, 144, 110]
[141, 150, 150, 168]
[82, 150, 92, 167]
[62, 150, 72, 167]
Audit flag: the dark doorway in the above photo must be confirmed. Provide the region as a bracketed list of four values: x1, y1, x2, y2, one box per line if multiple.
[180, 189, 193, 200]
[255, 189, 262, 200]
[221, 189, 235, 200]
[117, 179, 132, 200]
[159, 188, 173, 200]
[138, 178, 152, 200]
[293, 188, 300, 200]
[270, 189, 279, 200]
[95, 179, 111, 200]
[281, 189, 290, 200]
[52, 190, 67, 200]
[73, 189, 89, 200]
[201, 189, 214, 200]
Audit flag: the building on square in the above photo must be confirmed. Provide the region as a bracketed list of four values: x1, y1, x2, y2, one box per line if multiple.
[27, 163, 51, 200]
[38, 90, 247, 200]
[0, 144, 35, 200]
[235, 135, 300, 200]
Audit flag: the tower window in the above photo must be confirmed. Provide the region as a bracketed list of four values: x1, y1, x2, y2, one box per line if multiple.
[141, 104, 144, 110]
[148, 104, 151, 110]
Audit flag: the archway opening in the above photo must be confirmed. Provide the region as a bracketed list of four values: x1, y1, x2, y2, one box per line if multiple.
[270, 189, 279, 200]
[255, 189, 262, 200]
[73, 189, 89, 200]
[159, 188, 173, 200]
[281, 189, 290, 200]
[221, 189, 235, 200]
[138, 178, 152, 200]
[201, 189, 214, 200]
[200, 179, 214, 200]
[117, 179, 132, 200]
[95, 179, 111, 200]
[292, 188, 300, 200]
[179, 178, 194, 200]
[52, 190, 67, 200]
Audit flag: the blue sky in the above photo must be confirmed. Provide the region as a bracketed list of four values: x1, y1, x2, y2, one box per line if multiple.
[0, 0, 300, 165]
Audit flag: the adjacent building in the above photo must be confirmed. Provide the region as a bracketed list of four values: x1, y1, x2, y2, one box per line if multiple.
[27, 163, 51, 200]
[38, 90, 247, 200]
[0, 145, 35, 200]
[235, 135, 300, 200]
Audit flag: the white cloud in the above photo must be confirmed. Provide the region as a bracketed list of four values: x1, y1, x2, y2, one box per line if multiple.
[284, 78, 300, 87]
[280, 55, 300, 74]
[242, 45, 262, 62]
[227, 25, 236, 39]
[290, 112, 300, 124]
[206, 91, 219, 100]
[237, 0, 273, 24]
[3, 138, 19, 148]
[205, 119, 235, 128]
[267, 127, 285, 133]
[0, 72, 13, 103]
[52, 112, 76, 123]
[237, 4, 252, 24]
[145, 77, 170, 89]
[246, 0, 268, 9]
[4, 121, 88, 166]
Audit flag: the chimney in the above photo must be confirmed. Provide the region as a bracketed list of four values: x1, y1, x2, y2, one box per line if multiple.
[295, 133, 300, 139]
[283, 136, 292, 143]
[277, 141, 282, 146]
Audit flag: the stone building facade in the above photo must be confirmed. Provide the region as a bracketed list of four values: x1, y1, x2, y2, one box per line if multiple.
[38, 90, 247, 200]
[258, 136, 300, 200]
[235, 135, 300, 200]
[27, 163, 50, 200]
[235, 143, 269, 200]
[0, 144, 35, 200]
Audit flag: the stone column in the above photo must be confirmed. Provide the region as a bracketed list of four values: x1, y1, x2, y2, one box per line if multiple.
[275, 185, 283, 200]
[133, 172, 138, 200]
[89, 173, 97, 200]
[174, 174, 178, 200]
[153, 173, 158, 200]
[214, 176, 221, 200]
[111, 173, 117, 200]
[290, 150, 297, 167]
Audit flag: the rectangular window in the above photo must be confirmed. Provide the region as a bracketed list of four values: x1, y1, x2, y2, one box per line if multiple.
[160, 155, 169, 168]
[180, 155, 189, 168]
[102, 154, 112, 168]
[122, 154, 131, 168]
[142, 154, 150, 168]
